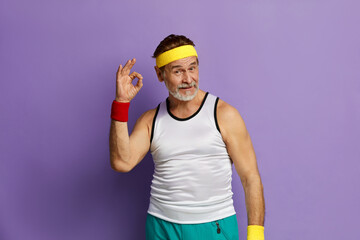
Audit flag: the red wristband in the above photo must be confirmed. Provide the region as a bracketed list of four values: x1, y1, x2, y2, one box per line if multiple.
[111, 100, 130, 122]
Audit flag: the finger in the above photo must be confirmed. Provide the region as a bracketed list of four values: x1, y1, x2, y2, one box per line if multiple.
[129, 71, 143, 79]
[122, 58, 136, 75]
[129, 71, 143, 82]
[116, 64, 123, 76]
[135, 77, 143, 91]
[121, 59, 132, 75]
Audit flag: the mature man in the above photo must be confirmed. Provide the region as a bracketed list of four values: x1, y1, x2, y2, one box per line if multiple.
[109, 34, 265, 240]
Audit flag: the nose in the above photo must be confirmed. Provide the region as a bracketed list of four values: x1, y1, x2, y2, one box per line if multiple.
[182, 71, 192, 84]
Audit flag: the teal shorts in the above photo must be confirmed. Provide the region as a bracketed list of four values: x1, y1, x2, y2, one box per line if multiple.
[145, 213, 239, 240]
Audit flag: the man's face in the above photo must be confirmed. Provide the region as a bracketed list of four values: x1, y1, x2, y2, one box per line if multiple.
[161, 56, 199, 101]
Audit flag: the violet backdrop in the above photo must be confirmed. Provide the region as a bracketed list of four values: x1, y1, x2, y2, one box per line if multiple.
[1, 0, 359, 239]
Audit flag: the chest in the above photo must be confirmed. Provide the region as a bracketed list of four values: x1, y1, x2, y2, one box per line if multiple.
[150, 115, 227, 161]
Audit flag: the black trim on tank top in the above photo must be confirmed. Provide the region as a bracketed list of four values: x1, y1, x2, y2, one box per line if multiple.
[150, 103, 160, 144]
[214, 97, 221, 133]
[166, 92, 209, 121]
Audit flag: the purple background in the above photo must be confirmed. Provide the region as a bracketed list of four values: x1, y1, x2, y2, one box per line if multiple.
[1, 0, 359, 239]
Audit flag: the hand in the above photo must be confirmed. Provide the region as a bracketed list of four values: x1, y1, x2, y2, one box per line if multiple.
[115, 58, 143, 102]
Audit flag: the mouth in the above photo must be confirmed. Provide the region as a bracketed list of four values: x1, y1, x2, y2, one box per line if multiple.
[180, 86, 193, 90]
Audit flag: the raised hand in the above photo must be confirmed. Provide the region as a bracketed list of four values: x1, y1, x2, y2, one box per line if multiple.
[115, 58, 143, 102]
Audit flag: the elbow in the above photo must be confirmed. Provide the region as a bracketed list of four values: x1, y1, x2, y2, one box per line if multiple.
[110, 158, 132, 173]
[242, 174, 263, 189]
[112, 166, 131, 173]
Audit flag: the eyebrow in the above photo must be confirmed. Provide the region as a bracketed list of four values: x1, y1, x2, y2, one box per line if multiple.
[171, 61, 197, 70]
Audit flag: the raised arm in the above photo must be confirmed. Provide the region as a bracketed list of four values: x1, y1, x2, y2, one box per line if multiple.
[109, 58, 154, 173]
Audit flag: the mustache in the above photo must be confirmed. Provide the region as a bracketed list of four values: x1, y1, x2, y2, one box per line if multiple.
[178, 82, 196, 89]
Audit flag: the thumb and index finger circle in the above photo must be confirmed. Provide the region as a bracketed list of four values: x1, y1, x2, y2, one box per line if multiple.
[129, 71, 143, 81]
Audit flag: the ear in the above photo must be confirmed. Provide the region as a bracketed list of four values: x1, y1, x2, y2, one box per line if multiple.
[154, 66, 164, 82]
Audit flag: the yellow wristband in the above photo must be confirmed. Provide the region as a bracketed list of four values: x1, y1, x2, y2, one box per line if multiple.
[247, 225, 264, 240]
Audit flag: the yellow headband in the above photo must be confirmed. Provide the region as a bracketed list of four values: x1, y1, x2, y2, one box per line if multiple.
[156, 45, 198, 68]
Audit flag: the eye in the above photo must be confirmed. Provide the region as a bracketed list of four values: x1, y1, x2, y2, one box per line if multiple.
[189, 66, 197, 71]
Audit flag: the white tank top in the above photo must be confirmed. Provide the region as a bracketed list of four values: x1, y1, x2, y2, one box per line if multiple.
[147, 92, 236, 224]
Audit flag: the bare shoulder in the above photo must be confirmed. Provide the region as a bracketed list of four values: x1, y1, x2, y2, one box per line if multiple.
[217, 99, 247, 143]
[138, 107, 157, 122]
[217, 99, 241, 119]
[132, 106, 158, 137]
[135, 107, 158, 127]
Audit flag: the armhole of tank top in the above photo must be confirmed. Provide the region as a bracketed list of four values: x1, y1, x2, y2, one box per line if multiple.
[150, 103, 160, 144]
[214, 97, 221, 133]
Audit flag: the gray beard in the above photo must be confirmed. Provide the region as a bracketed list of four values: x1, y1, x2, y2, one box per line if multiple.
[164, 80, 199, 101]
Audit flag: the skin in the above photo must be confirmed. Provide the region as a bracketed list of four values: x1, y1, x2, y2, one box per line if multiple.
[109, 56, 265, 227]
[154, 56, 206, 117]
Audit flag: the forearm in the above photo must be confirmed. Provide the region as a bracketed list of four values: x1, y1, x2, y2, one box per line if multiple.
[109, 119, 131, 170]
[243, 176, 265, 226]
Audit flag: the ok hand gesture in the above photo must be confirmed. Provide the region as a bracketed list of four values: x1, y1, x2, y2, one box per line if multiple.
[115, 58, 143, 102]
